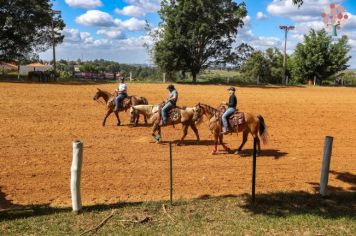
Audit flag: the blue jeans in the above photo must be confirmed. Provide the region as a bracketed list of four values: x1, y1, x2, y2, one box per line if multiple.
[222, 107, 236, 131]
[114, 93, 127, 111]
[161, 102, 175, 125]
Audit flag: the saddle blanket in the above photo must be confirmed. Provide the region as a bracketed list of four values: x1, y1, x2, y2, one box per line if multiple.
[228, 112, 245, 127]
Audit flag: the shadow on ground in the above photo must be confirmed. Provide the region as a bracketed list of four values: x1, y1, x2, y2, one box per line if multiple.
[1, 190, 355, 222]
[240, 191, 356, 219]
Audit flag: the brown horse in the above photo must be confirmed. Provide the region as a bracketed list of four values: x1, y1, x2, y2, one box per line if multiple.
[93, 88, 148, 126]
[192, 103, 268, 155]
[151, 106, 200, 146]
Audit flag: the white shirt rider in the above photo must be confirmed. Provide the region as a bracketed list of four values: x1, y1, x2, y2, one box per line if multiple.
[117, 83, 127, 94]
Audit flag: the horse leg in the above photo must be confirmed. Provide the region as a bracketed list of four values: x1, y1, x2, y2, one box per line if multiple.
[151, 123, 161, 142]
[236, 130, 249, 154]
[211, 131, 219, 155]
[135, 114, 139, 127]
[177, 124, 189, 146]
[102, 109, 113, 127]
[219, 134, 229, 152]
[190, 123, 200, 143]
[114, 111, 120, 126]
[144, 115, 148, 124]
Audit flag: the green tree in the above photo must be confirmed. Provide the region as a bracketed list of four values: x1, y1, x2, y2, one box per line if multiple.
[153, 0, 247, 83]
[293, 29, 351, 84]
[0, 0, 65, 61]
[240, 51, 271, 82]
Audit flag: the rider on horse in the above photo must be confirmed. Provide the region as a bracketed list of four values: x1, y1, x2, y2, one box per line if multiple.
[161, 84, 178, 126]
[221, 87, 237, 135]
[114, 77, 128, 112]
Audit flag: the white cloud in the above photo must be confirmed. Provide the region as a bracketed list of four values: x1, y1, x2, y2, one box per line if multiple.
[76, 10, 115, 27]
[65, 0, 102, 9]
[61, 28, 94, 44]
[116, 18, 146, 31]
[97, 29, 126, 39]
[256, 12, 268, 20]
[115, 6, 146, 18]
[115, 0, 160, 17]
[76, 11, 146, 31]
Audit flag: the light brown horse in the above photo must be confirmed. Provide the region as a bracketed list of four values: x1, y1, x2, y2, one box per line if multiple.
[192, 103, 268, 155]
[151, 106, 200, 146]
[93, 88, 148, 126]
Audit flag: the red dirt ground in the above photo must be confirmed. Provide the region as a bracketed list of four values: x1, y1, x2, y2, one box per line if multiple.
[0, 82, 355, 208]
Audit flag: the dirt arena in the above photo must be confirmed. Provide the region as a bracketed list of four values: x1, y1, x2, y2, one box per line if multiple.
[0, 82, 355, 208]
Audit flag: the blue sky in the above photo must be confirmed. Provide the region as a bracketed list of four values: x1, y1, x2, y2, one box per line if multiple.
[40, 0, 356, 67]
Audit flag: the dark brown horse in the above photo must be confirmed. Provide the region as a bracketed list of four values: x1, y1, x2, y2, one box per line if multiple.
[93, 88, 148, 126]
[192, 103, 268, 155]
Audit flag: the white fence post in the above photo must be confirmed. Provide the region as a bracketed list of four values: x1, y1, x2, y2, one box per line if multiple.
[314, 76, 317, 86]
[320, 136, 333, 196]
[71, 140, 83, 212]
[130, 72, 132, 82]
[163, 73, 166, 83]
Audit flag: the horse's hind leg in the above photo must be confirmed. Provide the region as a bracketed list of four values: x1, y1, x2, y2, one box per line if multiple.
[114, 111, 120, 126]
[236, 130, 249, 154]
[190, 123, 200, 143]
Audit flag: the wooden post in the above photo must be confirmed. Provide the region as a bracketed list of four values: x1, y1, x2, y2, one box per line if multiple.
[320, 136, 333, 196]
[71, 140, 83, 212]
[314, 76, 316, 86]
[169, 142, 173, 205]
[163, 73, 166, 83]
[130, 72, 132, 82]
[252, 138, 257, 203]
[286, 76, 289, 85]
[257, 75, 259, 85]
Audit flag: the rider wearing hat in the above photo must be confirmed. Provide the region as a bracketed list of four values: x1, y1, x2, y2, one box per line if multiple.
[161, 84, 178, 125]
[221, 87, 237, 134]
[114, 77, 128, 112]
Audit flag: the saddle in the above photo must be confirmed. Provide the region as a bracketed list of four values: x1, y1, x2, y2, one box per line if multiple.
[218, 106, 245, 131]
[156, 103, 181, 126]
[107, 95, 131, 111]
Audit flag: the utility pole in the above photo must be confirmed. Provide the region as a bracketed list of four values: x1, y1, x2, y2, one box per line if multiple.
[50, 10, 61, 78]
[279, 25, 295, 84]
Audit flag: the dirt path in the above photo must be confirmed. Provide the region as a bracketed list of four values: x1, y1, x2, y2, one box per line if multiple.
[0, 83, 355, 208]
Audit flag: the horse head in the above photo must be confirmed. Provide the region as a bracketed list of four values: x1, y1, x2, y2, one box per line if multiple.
[93, 88, 102, 101]
[193, 103, 204, 124]
[129, 106, 137, 124]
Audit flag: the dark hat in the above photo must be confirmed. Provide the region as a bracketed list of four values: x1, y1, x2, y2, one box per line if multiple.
[167, 84, 175, 90]
[227, 87, 236, 91]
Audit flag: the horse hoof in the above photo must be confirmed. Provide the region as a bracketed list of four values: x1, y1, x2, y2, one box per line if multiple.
[211, 150, 217, 155]
[234, 150, 240, 155]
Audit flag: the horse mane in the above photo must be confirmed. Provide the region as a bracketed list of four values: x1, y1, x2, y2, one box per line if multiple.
[200, 103, 218, 115]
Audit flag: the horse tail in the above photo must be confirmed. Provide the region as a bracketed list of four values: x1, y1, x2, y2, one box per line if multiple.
[257, 115, 268, 145]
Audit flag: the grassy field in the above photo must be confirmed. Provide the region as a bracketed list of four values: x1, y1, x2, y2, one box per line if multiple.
[1, 192, 355, 235]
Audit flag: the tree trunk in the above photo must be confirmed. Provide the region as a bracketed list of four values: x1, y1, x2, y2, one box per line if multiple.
[192, 72, 197, 84]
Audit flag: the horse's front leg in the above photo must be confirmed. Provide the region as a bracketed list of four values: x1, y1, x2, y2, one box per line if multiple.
[102, 109, 113, 127]
[135, 114, 140, 127]
[114, 111, 120, 126]
[211, 132, 219, 155]
[151, 123, 161, 142]
[219, 134, 230, 152]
